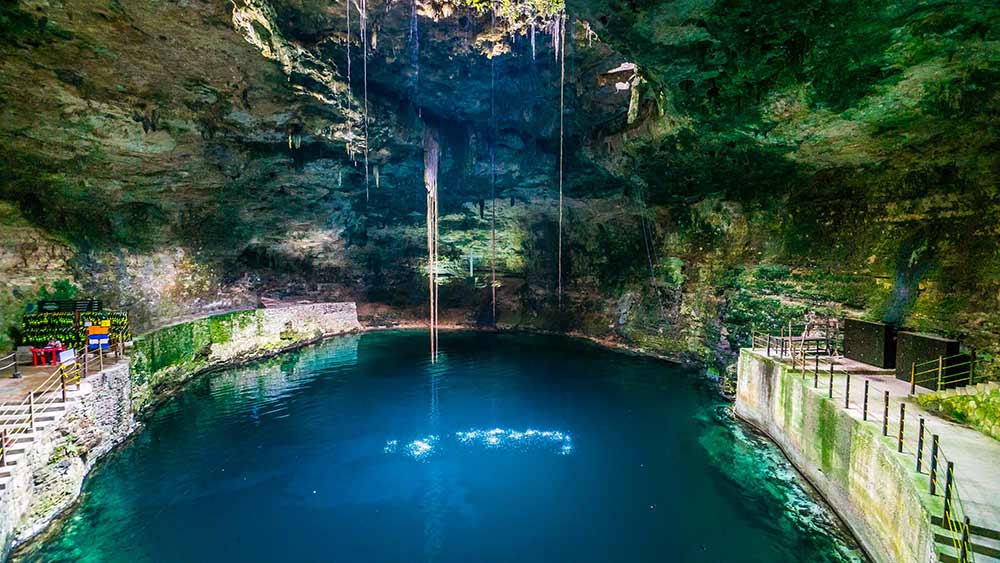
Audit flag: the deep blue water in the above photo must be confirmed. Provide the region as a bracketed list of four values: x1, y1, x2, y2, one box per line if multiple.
[15, 331, 865, 563]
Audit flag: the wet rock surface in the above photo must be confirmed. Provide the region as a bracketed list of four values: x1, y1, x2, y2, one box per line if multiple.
[1, 0, 998, 371]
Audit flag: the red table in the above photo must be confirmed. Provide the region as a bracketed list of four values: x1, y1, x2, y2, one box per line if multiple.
[30, 346, 65, 366]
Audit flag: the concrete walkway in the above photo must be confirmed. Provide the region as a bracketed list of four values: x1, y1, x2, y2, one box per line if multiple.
[752, 348, 1000, 550]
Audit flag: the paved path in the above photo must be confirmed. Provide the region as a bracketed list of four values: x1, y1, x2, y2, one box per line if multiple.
[752, 348, 1000, 538]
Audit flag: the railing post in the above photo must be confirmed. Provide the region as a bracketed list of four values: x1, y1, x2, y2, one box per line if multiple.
[863, 380, 870, 421]
[0, 428, 7, 467]
[61, 368, 68, 402]
[99, 345, 105, 372]
[882, 391, 889, 436]
[930, 435, 940, 495]
[814, 364, 819, 388]
[29, 392, 35, 430]
[898, 403, 906, 453]
[937, 356, 944, 392]
[814, 354, 819, 379]
[910, 361, 916, 396]
[780, 327, 785, 357]
[969, 349, 976, 386]
[943, 461, 955, 523]
[767, 335, 772, 357]
[828, 362, 834, 399]
[961, 516, 971, 563]
[844, 372, 851, 409]
[916, 418, 925, 473]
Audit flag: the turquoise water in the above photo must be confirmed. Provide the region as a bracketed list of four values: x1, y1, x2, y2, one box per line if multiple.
[15, 331, 865, 563]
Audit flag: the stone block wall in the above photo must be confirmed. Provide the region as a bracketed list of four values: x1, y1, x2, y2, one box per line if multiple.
[1, 362, 135, 561]
[734, 350, 937, 563]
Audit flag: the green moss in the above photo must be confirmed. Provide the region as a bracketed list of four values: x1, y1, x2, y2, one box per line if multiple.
[917, 390, 1000, 442]
[816, 396, 839, 472]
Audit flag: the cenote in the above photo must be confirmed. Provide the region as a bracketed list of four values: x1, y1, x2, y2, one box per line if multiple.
[15, 331, 863, 563]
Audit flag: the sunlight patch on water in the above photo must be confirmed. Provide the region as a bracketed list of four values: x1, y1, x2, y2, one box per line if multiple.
[455, 428, 573, 454]
[385, 428, 573, 461]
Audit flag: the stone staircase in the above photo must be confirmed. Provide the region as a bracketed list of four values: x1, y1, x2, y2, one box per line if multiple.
[936, 517, 1000, 563]
[924, 381, 1000, 562]
[0, 387, 88, 494]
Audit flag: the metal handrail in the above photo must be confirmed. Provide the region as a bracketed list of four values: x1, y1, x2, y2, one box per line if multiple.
[0, 345, 120, 468]
[915, 352, 969, 368]
[752, 332, 978, 561]
[910, 354, 979, 394]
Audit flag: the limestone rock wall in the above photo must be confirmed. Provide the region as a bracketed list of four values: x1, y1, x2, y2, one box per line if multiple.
[128, 303, 362, 413]
[734, 350, 937, 563]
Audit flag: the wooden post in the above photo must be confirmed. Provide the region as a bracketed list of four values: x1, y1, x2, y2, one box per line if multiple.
[898, 403, 906, 453]
[930, 435, 940, 495]
[916, 418, 925, 473]
[82, 349, 89, 378]
[910, 361, 916, 396]
[99, 345, 104, 372]
[1, 428, 7, 467]
[828, 362, 834, 399]
[61, 368, 67, 402]
[767, 335, 772, 356]
[29, 393, 35, 430]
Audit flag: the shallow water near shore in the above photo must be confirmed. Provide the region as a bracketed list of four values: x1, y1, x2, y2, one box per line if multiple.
[14, 330, 865, 563]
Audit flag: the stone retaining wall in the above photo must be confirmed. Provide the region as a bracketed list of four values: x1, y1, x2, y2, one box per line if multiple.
[1, 362, 135, 561]
[128, 303, 361, 413]
[734, 349, 937, 563]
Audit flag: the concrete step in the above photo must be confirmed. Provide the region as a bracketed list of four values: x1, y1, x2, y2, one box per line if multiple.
[935, 517, 1000, 563]
[0, 413, 57, 425]
[934, 516, 1000, 542]
[936, 533, 1000, 560]
[0, 403, 68, 415]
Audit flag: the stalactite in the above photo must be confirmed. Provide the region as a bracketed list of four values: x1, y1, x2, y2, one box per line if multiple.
[424, 124, 440, 362]
[530, 11, 536, 60]
[409, 0, 419, 103]
[557, 12, 565, 308]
